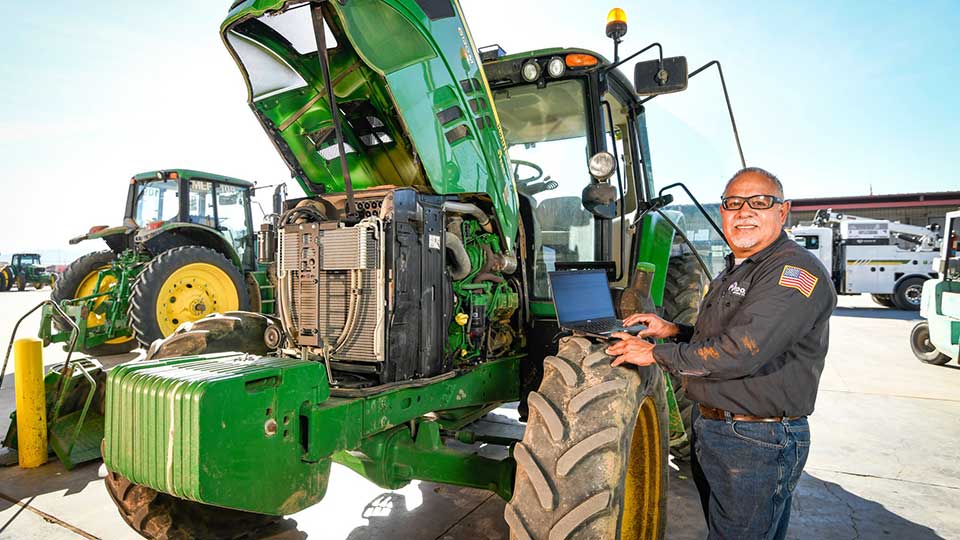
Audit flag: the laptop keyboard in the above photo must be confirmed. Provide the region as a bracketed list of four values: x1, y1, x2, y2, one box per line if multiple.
[577, 320, 620, 334]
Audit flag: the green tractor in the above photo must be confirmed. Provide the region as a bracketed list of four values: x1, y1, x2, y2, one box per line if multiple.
[90, 3, 735, 539]
[40, 169, 275, 356]
[910, 209, 960, 365]
[0, 253, 56, 291]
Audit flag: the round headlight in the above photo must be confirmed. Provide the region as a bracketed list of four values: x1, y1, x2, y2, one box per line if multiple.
[588, 152, 616, 181]
[547, 57, 565, 78]
[521, 60, 541, 82]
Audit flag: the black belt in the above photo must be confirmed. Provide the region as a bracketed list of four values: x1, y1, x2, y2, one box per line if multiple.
[698, 404, 801, 423]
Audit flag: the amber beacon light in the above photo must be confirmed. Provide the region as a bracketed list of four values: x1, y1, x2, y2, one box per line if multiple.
[606, 8, 628, 40]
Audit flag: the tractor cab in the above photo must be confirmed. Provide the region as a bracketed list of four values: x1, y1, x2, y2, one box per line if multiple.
[41, 169, 263, 357]
[10, 253, 42, 270]
[0, 253, 54, 291]
[482, 48, 655, 301]
[72, 169, 258, 272]
[125, 170, 257, 271]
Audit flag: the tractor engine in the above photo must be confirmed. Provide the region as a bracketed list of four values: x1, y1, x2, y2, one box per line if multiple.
[273, 188, 520, 386]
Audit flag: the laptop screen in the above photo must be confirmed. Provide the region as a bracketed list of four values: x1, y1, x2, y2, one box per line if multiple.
[549, 269, 616, 324]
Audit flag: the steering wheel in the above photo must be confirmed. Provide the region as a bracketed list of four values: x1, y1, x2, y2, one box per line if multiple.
[512, 159, 544, 185]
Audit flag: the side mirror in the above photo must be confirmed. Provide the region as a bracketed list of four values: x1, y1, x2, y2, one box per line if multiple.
[634, 56, 688, 96]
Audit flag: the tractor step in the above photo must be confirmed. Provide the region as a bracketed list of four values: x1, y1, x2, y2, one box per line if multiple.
[49, 409, 105, 470]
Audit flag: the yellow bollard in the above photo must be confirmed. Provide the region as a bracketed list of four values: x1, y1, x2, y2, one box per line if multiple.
[14, 337, 47, 468]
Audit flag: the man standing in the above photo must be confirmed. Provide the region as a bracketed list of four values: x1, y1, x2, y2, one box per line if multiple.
[606, 167, 836, 539]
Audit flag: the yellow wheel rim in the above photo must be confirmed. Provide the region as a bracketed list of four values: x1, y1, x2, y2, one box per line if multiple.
[155, 263, 239, 336]
[76, 266, 133, 346]
[621, 395, 663, 539]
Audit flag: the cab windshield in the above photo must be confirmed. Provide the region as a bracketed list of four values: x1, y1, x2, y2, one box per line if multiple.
[134, 180, 180, 226]
[493, 79, 595, 298]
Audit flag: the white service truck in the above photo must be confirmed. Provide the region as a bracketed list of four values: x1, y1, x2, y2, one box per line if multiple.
[790, 209, 941, 310]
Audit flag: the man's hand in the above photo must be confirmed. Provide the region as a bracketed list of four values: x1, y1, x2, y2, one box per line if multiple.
[606, 333, 657, 367]
[623, 312, 680, 340]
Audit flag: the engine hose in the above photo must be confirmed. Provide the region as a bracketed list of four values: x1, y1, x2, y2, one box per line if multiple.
[441, 201, 493, 233]
[330, 370, 458, 398]
[472, 244, 505, 284]
[333, 270, 355, 351]
[445, 232, 472, 281]
[279, 273, 299, 343]
[473, 272, 503, 284]
[334, 269, 361, 353]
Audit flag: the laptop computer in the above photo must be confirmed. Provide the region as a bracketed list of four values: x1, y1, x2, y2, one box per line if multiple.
[548, 269, 646, 338]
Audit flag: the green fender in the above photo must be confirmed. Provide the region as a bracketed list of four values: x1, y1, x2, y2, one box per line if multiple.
[635, 212, 677, 307]
[135, 222, 243, 269]
[68, 225, 132, 246]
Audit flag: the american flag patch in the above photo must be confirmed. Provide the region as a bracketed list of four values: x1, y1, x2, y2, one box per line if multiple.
[779, 265, 818, 297]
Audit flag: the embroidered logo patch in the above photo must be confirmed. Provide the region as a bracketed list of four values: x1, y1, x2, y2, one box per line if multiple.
[779, 265, 818, 297]
[727, 282, 746, 297]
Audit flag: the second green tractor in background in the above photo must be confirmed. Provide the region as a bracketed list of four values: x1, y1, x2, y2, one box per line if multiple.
[0, 253, 56, 292]
[41, 169, 275, 355]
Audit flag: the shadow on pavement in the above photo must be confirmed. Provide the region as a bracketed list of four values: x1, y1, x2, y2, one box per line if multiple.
[0, 459, 104, 510]
[832, 307, 922, 321]
[792, 472, 944, 539]
[344, 484, 507, 540]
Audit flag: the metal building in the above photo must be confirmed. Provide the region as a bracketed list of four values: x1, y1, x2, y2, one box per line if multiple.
[788, 191, 960, 230]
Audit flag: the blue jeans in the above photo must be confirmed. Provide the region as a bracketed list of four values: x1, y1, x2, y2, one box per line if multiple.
[690, 406, 811, 540]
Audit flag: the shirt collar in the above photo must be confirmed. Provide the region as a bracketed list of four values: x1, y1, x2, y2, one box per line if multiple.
[724, 230, 789, 271]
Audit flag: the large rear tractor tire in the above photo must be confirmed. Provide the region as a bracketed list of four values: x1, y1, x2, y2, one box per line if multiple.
[506, 337, 669, 540]
[662, 254, 705, 325]
[104, 310, 284, 540]
[128, 246, 249, 348]
[893, 277, 925, 311]
[661, 253, 706, 459]
[910, 321, 951, 365]
[51, 250, 137, 356]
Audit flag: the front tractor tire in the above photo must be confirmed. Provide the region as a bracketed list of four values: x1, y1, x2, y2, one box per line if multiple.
[51, 250, 137, 356]
[506, 337, 669, 540]
[104, 470, 282, 540]
[128, 246, 249, 348]
[104, 311, 283, 540]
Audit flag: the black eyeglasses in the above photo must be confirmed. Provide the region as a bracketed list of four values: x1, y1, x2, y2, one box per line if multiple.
[720, 194, 785, 211]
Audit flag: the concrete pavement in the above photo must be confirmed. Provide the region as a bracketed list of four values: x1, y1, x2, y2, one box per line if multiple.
[1, 290, 958, 539]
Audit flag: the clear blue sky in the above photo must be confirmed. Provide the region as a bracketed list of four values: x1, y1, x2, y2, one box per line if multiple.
[1, 0, 957, 259]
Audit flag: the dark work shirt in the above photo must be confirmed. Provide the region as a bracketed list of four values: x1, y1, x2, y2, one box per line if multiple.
[653, 231, 837, 417]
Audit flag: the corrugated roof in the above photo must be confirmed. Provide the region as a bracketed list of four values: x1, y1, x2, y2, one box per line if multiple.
[790, 190, 960, 211]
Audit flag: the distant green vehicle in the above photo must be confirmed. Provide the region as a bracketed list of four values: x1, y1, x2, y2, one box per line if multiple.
[911, 209, 960, 365]
[41, 169, 274, 356]
[0, 253, 56, 291]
